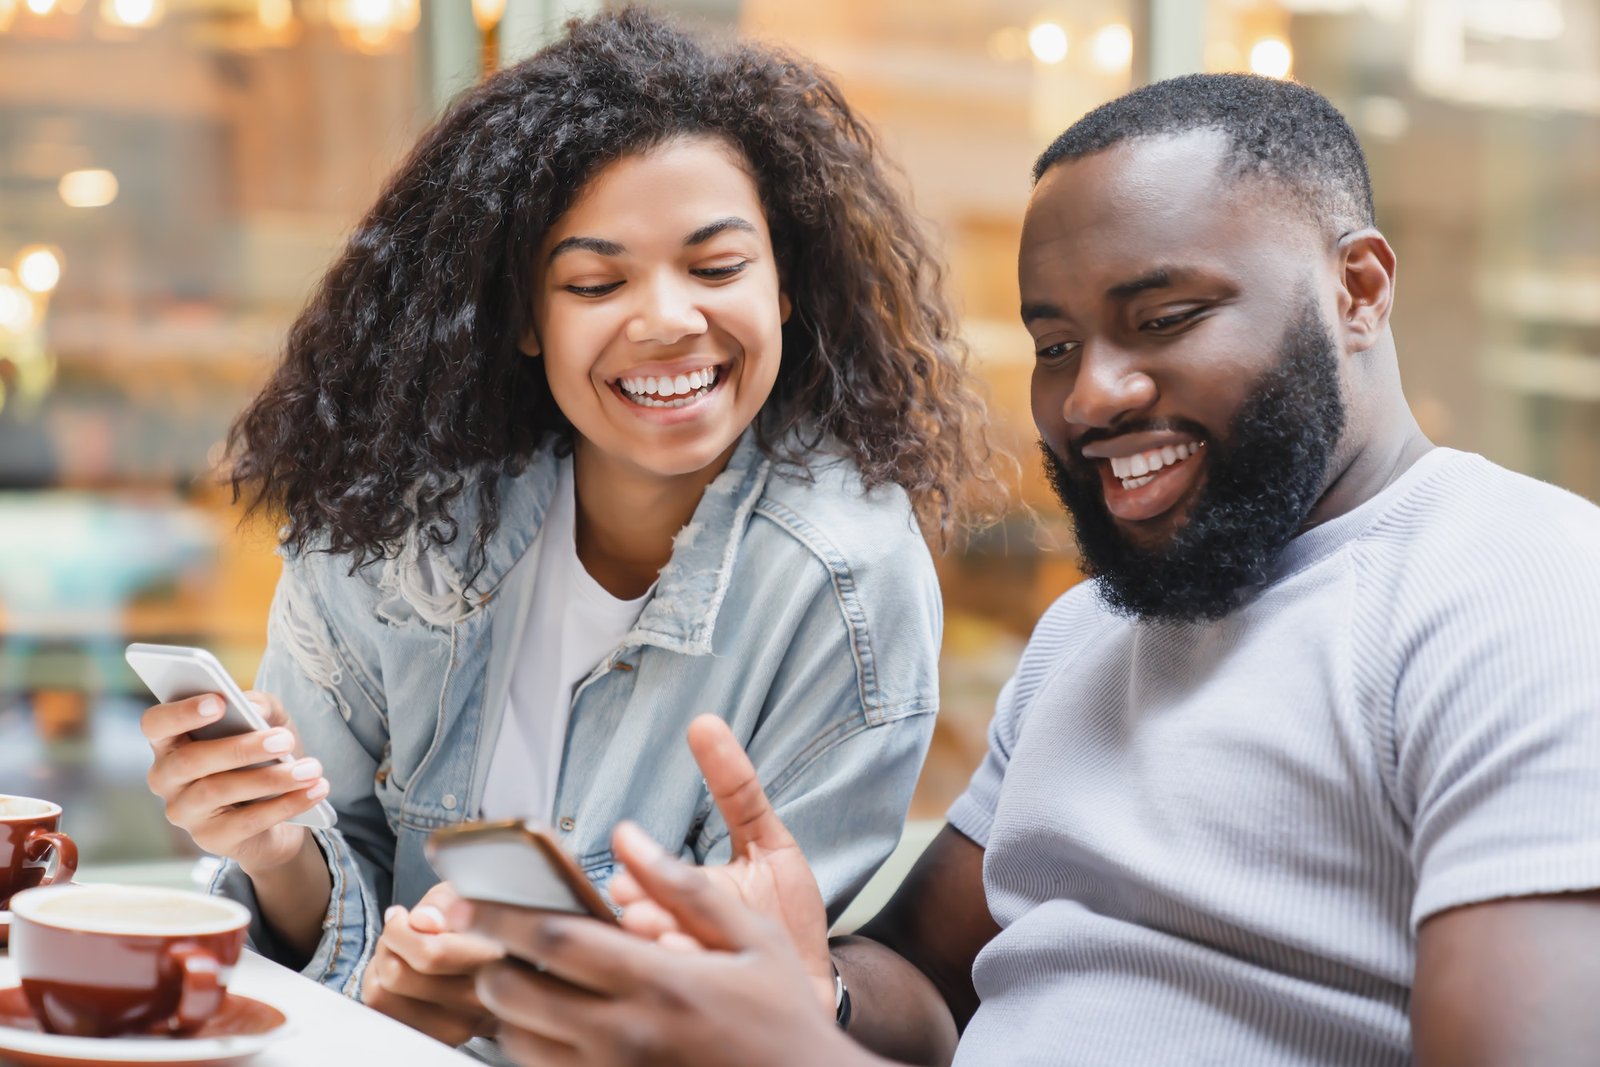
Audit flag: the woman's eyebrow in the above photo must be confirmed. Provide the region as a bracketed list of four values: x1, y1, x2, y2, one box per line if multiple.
[683, 217, 757, 247]
[549, 235, 626, 260]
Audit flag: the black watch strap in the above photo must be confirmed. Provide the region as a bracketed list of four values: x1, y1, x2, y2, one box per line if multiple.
[834, 963, 852, 1030]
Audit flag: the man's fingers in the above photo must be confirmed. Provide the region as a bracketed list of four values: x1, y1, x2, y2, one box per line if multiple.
[497, 1025, 581, 1067]
[686, 714, 797, 858]
[459, 901, 654, 995]
[610, 820, 767, 954]
[475, 957, 603, 1044]
[364, 983, 484, 1048]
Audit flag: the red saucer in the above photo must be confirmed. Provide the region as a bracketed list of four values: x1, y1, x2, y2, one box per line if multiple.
[0, 985, 286, 1066]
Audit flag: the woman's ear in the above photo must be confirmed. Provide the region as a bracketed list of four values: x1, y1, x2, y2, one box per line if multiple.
[1336, 228, 1396, 353]
[779, 291, 793, 325]
[517, 327, 542, 359]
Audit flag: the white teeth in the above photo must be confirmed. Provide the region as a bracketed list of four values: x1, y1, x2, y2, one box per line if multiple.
[1106, 440, 1204, 483]
[616, 365, 720, 406]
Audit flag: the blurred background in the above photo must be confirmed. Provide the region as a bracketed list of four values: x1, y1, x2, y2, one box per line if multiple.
[1, 0, 1597, 893]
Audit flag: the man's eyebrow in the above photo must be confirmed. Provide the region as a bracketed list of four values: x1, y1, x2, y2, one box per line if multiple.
[549, 236, 625, 260]
[1021, 301, 1066, 325]
[684, 217, 757, 247]
[1106, 268, 1177, 300]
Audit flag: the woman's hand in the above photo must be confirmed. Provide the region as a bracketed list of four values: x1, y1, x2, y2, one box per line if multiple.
[362, 882, 506, 1046]
[141, 689, 329, 877]
[608, 715, 835, 1013]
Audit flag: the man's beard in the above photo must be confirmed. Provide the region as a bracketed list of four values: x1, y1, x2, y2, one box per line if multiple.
[1042, 300, 1346, 623]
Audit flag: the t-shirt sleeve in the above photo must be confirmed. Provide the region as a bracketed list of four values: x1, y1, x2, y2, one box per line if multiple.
[946, 674, 1020, 848]
[1391, 503, 1600, 930]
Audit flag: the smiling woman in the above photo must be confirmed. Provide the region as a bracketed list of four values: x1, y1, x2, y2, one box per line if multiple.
[130, 5, 1005, 1055]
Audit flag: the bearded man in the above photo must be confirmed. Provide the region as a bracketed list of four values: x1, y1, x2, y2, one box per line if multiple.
[452, 74, 1600, 1067]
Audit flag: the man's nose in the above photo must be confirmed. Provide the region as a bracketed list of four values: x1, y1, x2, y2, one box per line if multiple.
[1062, 341, 1157, 429]
[626, 275, 708, 346]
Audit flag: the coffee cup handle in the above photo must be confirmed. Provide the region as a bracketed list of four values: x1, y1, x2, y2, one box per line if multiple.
[167, 945, 225, 1033]
[23, 828, 78, 887]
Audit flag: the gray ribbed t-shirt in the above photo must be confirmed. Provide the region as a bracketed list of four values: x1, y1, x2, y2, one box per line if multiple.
[948, 449, 1600, 1066]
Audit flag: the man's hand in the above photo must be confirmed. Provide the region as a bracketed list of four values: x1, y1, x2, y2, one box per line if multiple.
[608, 714, 834, 1010]
[362, 881, 505, 1046]
[458, 822, 876, 1067]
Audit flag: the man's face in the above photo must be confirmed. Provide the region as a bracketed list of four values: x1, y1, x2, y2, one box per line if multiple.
[1020, 131, 1347, 621]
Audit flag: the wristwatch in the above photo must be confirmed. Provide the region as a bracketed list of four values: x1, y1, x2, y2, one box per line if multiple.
[833, 961, 852, 1030]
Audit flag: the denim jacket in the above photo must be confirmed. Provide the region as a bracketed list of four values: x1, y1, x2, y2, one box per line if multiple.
[212, 430, 941, 998]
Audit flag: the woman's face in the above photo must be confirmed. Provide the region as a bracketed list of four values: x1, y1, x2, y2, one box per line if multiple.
[527, 135, 789, 482]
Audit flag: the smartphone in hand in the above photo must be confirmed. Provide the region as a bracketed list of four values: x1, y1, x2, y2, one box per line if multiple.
[427, 819, 617, 923]
[124, 642, 337, 830]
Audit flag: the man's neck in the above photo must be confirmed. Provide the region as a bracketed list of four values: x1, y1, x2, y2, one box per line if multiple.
[1305, 396, 1433, 532]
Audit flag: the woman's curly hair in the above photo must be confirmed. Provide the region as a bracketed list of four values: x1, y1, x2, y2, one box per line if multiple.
[228, 6, 1006, 576]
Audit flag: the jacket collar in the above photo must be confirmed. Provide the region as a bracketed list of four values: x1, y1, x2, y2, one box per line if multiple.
[384, 430, 770, 652]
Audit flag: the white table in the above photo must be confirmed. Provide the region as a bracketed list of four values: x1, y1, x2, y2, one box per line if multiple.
[0, 949, 480, 1065]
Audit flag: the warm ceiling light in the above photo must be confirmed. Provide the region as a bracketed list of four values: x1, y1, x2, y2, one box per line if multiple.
[1028, 21, 1068, 65]
[17, 247, 61, 293]
[25, 0, 57, 14]
[1249, 38, 1293, 79]
[257, 0, 291, 31]
[1090, 23, 1133, 73]
[103, 0, 161, 27]
[59, 168, 118, 208]
[0, 273, 36, 334]
[470, 0, 505, 32]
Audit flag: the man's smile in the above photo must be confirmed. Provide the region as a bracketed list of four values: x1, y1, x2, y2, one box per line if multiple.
[1080, 432, 1208, 523]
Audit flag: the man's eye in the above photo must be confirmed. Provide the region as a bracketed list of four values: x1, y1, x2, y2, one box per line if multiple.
[1142, 308, 1203, 331]
[1035, 341, 1081, 363]
[692, 262, 747, 280]
[565, 281, 623, 297]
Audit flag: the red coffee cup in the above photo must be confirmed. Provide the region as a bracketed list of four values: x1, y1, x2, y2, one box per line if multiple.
[8, 884, 251, 1038]
[0, 795, 77, 910]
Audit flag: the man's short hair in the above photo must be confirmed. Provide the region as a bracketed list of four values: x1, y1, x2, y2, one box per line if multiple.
[1034, 73, 1375, 237]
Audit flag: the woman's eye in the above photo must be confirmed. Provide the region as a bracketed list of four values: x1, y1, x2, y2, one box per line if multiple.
[1035, 341, 1081, 363]
[692, 261, 747, 280]
[564, 281, 623, 297]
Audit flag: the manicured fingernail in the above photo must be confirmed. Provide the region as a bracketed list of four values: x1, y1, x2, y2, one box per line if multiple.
[412, 905, 445, 929]
[306, 779, 330, 800]
[290, 759, 322, 781]
[384, 905, 405, 924]
[246, 694, 268, 711]
[616, 822, 664, 860]
[199, 697, 223, 719]
[262, 730, 295, 753]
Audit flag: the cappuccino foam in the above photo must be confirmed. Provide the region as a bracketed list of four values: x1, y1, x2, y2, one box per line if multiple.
[17, 886, 248, 935]
[0, 796, 56, 819]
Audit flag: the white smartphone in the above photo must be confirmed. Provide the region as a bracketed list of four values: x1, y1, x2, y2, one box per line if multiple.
[427, 819, 617, 922]
[124, 642, 337, 830]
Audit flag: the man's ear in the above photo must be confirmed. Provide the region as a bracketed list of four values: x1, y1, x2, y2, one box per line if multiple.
[517, 327, 542, 359]
[1336, 228, 1396, 352]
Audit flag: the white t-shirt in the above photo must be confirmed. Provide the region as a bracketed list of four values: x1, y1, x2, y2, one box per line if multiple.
[947, 449, 1600, 1066]
[480, 458, 652, 824]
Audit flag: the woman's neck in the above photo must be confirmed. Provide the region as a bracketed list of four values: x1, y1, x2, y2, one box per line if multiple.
[569, 438, 740, 600]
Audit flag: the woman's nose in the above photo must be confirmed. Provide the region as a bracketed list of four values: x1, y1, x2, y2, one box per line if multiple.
[626, 276, 708, 345]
